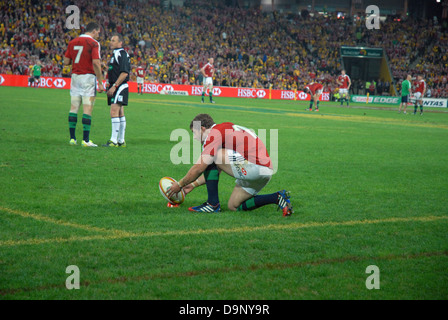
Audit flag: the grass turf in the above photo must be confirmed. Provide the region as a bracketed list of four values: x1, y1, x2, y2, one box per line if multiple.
[0, 86, 447, 300]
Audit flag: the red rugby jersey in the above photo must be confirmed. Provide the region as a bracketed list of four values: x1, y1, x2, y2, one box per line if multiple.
[414, 80, 426, 94]
[337, 74, 351, 89]
[305, 82, 323, 95]
[202, 63, 214, 77]
[136, 66, 145, 77]
[202, 122, 272, 169]
[65, 35, 101, 75]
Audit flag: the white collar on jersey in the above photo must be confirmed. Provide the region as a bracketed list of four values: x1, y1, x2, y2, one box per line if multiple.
[202, 124, 216, 147]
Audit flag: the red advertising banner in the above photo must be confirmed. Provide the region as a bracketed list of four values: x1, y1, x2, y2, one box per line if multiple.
[0, 74, 330, 101]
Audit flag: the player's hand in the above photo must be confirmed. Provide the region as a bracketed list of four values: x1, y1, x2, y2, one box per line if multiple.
[167, 182, 181, 198]
[182, 183, 194, 195]
[107, 86, 116, 97]
[97, 83, 105, 93]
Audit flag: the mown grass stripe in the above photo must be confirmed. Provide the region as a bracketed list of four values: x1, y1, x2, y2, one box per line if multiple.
[1, 250, 446, 296]
[136, 98, 448, 130]
[1, 212, 446, 247]
[0, 206, 135, 237]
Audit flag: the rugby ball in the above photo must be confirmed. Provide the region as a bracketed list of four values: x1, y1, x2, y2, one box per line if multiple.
[159, 177, 185, 205]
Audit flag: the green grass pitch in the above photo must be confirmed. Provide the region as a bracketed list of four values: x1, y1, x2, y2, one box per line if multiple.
[0, 86, 447, 300]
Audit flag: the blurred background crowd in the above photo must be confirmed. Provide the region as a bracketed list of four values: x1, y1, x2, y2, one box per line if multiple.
[1, 0, 447, 98]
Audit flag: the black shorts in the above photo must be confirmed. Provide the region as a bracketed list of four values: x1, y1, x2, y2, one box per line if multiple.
[107, 83, 129, 106]
[401, 95, 409, 103]
[34, 75, 40, 81]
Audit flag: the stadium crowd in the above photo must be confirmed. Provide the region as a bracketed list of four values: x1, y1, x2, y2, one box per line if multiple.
[1, 0, 447, 98]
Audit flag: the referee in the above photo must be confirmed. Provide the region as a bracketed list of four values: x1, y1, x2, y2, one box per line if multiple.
[104, 33, 130, 147]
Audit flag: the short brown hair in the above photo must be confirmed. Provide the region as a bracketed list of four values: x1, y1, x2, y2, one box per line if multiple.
[86, 22, 100, 33]
[190, 114, 215, 130]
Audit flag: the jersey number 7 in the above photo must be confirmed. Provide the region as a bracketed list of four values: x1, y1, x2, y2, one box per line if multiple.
[73, 45, 84, 64]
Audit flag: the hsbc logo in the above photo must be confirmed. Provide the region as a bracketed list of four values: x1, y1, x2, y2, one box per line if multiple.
[281, 91, 295, 100]
[238, 88, 258, 98]
[39, 77, 67, 88]
[191, 86, 221, 96]
[192, 86, 203, 95]
[53, 78, 66, 88]
[143, 83, 163, 93]
[0, 75, 4, 85]
[256, 90, 266, 98]
[163, 85, 174, 91]
[297, 92, 308, 100]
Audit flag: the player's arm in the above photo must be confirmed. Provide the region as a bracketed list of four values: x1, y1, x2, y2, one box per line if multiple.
[181, 174, 205, 195]
[92, 58, 104, 93]
[167, 154, 213, 197]
[63, 57, 71, 66]
[107, 72, 128, 96]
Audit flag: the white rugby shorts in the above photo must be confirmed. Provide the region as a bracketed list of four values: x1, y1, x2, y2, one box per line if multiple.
[203, 76, 213, 87]
[414, 92, 422, 100]
[339, 88, 349, 95]
[227, 149, 273, 196]
[70, 74, 97, 97]
[137, 76, 144, 84]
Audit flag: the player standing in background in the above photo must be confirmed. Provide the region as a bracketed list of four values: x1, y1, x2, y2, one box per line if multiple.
[200, 58, 215, 104]
[413, 75, 426, 115]
[64, 22, 105, 147]
[398, 74, 412, 114]
[28, 63, 35, 87]
[336, 70, 351, 106]
[136, 65, 145, 95]
[304, 82, 324, 111]
[167, 113, 293, 216]
[32, 61, 42, 88]
[103, 33, 130, 147]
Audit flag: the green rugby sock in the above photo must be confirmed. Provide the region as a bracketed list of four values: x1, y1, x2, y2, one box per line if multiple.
[68, 112, 77, 140]
[204, 164, 219, 206]
[82, 114, 92, 142]
[237, 193, 278, 211]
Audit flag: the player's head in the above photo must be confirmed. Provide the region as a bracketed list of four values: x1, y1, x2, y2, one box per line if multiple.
[208, 58, 214, 64]
[110, 33, 124, 49]
[190, 114, 215, 142]
[85, 22, 101, 39]
[341, 69, 346, 75]
[417, 75, 423, 80]
[304, 87, 310, 93]
[407, 74, 412, 80]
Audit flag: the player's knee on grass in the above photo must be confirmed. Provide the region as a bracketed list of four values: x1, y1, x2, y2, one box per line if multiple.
[227, 202, 239, 211]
